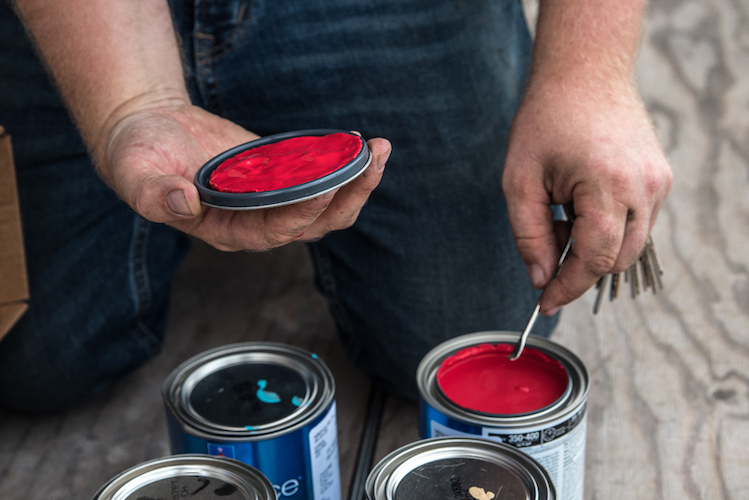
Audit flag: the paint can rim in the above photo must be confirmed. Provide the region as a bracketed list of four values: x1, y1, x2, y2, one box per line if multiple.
[91, 454, 275, 500]
[162, 342, 335, 440]
[417, 331, 590, 429]
[365, 436, 555, 500]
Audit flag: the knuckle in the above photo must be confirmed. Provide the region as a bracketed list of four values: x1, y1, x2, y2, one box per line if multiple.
[331, 210, 360, 231]
[298, 233, 320, 243]
[263, 230, 297, 248]
[610, 259, 630, 275]
[642, 165, 671, 199]
[134, 192, 162, 222]
[585, 251, 618, 276]
[360, 169, 382, 190]
[133, 195, 150, 218]
[207, 230, 244, 252]
[309, 223, 334, 239]
[261, 209, 317, 248]
[554, 276, 578, 302]
[295, 199, 329, 220]
[606, 167, 635, 195]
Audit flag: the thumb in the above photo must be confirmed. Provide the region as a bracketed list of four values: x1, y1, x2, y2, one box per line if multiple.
[132, 174, 203, 223]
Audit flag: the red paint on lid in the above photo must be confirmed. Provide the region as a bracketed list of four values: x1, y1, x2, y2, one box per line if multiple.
[209, 132, 363, 193]
[436, 343, 569, 414]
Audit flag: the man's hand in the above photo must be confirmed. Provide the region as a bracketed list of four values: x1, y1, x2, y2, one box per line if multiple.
[502, 0, 674, 316]
[503, 76, 672, 316]
[13, 0, 389, 252]
[103, 101, 390, 251]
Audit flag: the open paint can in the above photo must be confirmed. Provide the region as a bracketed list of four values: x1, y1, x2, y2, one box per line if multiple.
[194, 129, 372, 210]
[417, 332, 589, 500]
[365, 436, 555, 500]
[91, 454, 275, 500]
[162, 342, 340, 500]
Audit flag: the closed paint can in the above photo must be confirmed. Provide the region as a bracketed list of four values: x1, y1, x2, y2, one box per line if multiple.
[417, 332, 589, 500]
[365, 436, 555, 500]
[91, 454, 275, 500]
[163, 342, 340, 500]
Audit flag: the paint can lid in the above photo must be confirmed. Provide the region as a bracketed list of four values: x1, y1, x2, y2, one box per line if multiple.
[365, 437, 555, 500]
[91, 454, 275, 500]
[194, 129, 371, 210]
[162, 342, 335, 439]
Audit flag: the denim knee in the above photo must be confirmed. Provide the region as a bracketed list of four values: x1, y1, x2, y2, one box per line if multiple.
[0, 207, 189, 414]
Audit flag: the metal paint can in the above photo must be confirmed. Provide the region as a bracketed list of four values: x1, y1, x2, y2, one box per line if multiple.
[365, 436, 555, 500]
[417, 332, 589, 500]
[162, 342, 340, 500]
[91, 454, 275, 500]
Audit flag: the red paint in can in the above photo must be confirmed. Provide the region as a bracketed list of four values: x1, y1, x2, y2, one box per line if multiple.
[436, 343, 569, 415]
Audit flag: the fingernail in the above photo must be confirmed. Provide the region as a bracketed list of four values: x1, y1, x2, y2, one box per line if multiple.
[528, 264, 546, 288]
[546, 306, 561, 316]
[167, 189, 193, 216]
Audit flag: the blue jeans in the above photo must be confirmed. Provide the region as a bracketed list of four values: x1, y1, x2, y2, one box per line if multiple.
[0, 0, 557, 412]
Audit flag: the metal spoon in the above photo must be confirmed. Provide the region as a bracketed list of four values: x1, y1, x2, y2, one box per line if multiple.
[509, 236, 573, 361]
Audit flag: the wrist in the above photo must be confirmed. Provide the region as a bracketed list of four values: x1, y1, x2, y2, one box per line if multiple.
[92, 87, 191, 180]
[521, 69, 643, 121]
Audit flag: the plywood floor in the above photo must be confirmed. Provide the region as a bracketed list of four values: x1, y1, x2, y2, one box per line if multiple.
[1, 0, 748, 498]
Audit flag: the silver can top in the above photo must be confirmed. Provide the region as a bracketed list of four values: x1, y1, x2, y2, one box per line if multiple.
[162, 342, 335, 440]
[366, 437, 555, 500]
[91, 454, 276, 500]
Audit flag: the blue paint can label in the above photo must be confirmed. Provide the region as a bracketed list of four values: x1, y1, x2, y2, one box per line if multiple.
[163, 342, 340, 500]
[308, 401, 340, 500]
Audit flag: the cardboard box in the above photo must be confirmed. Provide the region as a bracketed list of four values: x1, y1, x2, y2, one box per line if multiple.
[0, 126, 29, 340]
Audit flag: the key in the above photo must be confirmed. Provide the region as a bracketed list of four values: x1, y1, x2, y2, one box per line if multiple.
[610, 272, 620, 301]
[631, 261, 640, 297]
[640, 252, 652, 292]
[593, 274, 608, 314]
[588, 233, 664, 313]
[646, 239, 664, 292]
[647, 236, 664, 274]
[647, 250, 658, 294]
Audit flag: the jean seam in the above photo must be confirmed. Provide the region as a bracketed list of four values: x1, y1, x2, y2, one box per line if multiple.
[196, 0, 254, 61]
[129, 216, 161, 355]
[193, 0, 254, 114]
[195, 35, 223, 114]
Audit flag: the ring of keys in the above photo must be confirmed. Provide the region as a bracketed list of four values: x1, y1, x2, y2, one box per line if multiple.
[593, 235, 664, 314]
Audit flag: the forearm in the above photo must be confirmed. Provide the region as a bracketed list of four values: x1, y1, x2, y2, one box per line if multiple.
[13, 0, 188, 165]
[531, 0, 645, 90]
